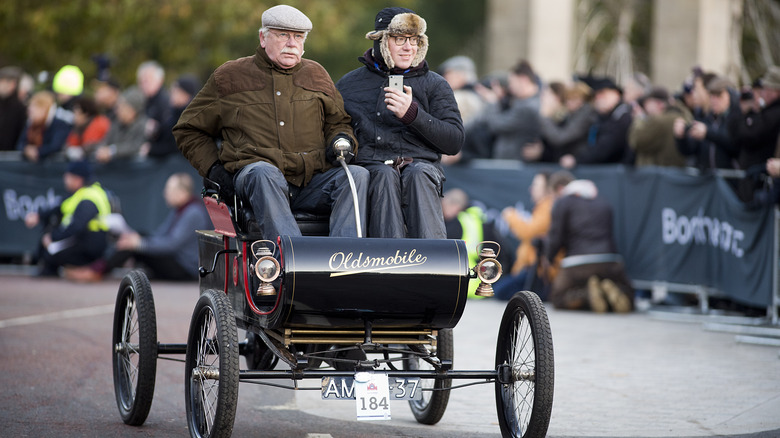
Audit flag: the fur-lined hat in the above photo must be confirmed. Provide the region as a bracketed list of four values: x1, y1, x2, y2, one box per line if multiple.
[365, 7, 428, 69]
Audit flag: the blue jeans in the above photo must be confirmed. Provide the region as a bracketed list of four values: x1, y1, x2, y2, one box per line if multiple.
[235, 161, 368, 239]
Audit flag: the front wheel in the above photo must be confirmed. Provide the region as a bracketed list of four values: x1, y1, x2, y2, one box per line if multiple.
[405, 328, 453, 425]
[185, 289, 239, 438]
[495, 291, 554, 438]
[112, 270, 158, 426]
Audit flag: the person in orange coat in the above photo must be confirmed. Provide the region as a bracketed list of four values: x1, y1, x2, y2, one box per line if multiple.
[64, 96, 111, 161]
[493, 170, 573, 300]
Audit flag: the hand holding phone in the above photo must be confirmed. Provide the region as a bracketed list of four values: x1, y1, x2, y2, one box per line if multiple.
[385, 75, 411, 119]
[388, 75, 403, 92]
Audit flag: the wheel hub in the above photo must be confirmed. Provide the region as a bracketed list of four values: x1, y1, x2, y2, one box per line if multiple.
[192, 366, 220, 380]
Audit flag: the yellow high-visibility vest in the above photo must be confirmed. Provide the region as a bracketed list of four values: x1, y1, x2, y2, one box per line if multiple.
[60, 182, 111, 232]
[457, 206, 484, 298]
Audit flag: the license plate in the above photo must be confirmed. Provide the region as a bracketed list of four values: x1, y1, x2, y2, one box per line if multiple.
[321, 375, 422, 401]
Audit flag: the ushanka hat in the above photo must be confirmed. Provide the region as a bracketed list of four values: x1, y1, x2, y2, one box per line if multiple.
[366, 7, 428, 69]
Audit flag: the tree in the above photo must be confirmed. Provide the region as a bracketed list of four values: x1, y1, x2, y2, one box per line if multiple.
[0, 0, 486, 91]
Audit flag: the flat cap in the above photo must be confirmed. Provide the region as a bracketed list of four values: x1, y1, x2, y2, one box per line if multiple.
[262, 5, 312, 33]
[706, 76, 733, 94]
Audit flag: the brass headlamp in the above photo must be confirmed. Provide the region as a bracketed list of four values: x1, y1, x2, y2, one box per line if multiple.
[251, 240, 280, 296]
[473, 241, 503, 297]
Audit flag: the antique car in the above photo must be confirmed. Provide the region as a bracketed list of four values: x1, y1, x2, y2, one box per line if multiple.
[111, 159, 554, 438]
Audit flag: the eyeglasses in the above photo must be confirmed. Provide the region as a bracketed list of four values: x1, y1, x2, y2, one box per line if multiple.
[269, 30, 306, 43]
[390, 35, 419, 46]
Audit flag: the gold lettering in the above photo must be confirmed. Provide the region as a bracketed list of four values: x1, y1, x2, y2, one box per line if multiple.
[328, 246, 428, 277]
[329, 252, 345, 270]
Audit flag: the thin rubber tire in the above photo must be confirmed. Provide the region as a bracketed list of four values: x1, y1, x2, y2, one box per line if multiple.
[112, 270, 158, 426]
[406, 328, 453, 425]
[495, 291, 554, 438]
[185, 289, 239, 438]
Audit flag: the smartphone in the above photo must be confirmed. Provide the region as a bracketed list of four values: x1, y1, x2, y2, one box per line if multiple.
[388, 75, 403, 92]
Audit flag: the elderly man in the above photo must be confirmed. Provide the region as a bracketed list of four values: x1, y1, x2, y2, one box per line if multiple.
[137, 60, 176, 157]
[98, 173, 211, 281]
[336, 7, 464, 239]
[174, 5, 367, 239]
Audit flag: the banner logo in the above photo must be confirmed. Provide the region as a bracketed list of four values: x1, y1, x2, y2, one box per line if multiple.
[4, 189, 62, 221]
[661, 208, 745, 258]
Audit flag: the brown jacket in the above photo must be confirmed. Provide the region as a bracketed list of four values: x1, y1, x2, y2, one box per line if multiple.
[628, 103, 690, 168]
[173, 46, 356, 187]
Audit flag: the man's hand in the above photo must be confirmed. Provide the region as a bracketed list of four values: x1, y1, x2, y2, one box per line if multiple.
[384, 85, 413, 119]
[95, 145, 114, 163]
[116, 232, 142, 250]
[24, 212, 40, 229]
[767, 158, 780, 178]
[327, 134, 354, 164]
[673, 118, 687, 138]
[23, 145, 39, 162]
[208, 162, 235, 198]
[559, 154, 576, 169]
[688, 121, 707, 140]
[522, 142, 544, 162]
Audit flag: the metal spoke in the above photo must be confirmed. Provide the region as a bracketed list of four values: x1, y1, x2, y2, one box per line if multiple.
[119, 295, 140, 404]
[193, 308, 220, 436]
[505, 308, 535, 435]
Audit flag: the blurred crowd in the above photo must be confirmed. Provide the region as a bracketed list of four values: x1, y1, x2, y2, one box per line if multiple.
[2, 56, 778, 207]
[436, 56, 780, 207]
[1, 58, 209, 282]
[0, 59, 201, 165]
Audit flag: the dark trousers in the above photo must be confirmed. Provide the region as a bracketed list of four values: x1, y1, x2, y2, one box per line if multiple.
[363, 161, 446, 239]
[40, 232, 107, 276]
[234, 161, 368, 240]
[549, 261, 633, 310]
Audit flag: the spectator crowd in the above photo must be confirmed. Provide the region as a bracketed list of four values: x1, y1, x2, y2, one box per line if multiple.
[1, 61, 201, 164]
[438, 58, 780, 207]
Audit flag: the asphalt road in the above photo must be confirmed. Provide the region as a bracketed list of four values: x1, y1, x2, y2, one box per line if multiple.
[1, 270, 779, 438]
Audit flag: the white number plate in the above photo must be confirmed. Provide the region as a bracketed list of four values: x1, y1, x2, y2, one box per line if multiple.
[354, 372, 391, 420]
[321, 375, 422, 401]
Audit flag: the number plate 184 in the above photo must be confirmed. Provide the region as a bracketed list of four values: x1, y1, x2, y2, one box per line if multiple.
[321, 376, 422, 401]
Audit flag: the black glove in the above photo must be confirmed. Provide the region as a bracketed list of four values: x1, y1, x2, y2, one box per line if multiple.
[207, 162, 235, 199]
[326, 134, 354, 165]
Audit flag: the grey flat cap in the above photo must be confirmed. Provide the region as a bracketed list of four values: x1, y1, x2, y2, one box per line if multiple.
[262, 5, 312, 32]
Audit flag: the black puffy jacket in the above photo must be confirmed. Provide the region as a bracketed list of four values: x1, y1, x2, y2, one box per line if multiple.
[336, 51, 464, 165]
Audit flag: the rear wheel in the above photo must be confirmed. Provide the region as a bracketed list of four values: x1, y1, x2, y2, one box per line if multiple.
[405, 328, 453, 425]
[112, 270, 157, 426]
[185, 289, 239, 438]
[495, 291, 554, 438]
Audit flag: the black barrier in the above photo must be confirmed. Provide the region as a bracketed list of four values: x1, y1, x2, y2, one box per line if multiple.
[0, 157, 774, 308]
[0, 155, 200, 259]
[445, 161, 775, 309]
